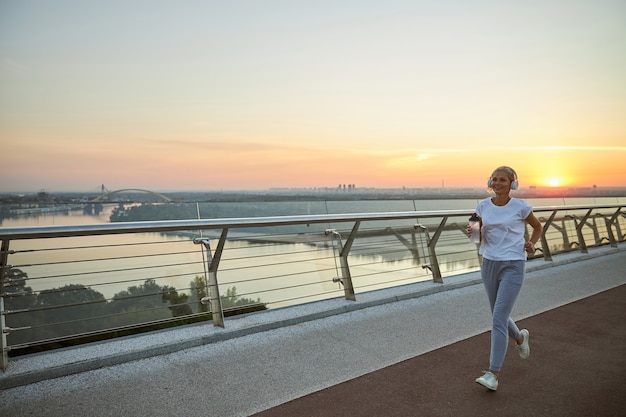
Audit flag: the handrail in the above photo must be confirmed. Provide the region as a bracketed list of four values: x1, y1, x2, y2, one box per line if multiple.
[0, 204, 621, 240]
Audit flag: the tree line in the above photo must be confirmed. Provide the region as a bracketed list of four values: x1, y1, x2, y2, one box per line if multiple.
[3, 268, 265, 352]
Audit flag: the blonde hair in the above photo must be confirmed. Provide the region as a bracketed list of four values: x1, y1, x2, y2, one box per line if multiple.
[487, 166, 519, 191]
[491, 166, 518, 183]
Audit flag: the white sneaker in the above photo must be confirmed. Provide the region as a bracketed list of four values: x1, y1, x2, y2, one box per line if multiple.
[475, 371, 498, 391]
[516, 329, 530, 359]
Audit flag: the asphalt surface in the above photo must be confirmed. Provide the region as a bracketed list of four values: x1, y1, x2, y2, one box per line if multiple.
[1, 247, 625, 417]
[254, 280, 626, 417]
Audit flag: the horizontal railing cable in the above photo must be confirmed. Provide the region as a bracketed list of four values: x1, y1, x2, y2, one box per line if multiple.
[17, 260, 203, 282]
[8, 251, 202, 270]
[7, 238, 191, 254]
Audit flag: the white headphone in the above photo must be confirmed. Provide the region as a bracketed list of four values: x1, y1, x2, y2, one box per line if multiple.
[488, 167, 519, 190]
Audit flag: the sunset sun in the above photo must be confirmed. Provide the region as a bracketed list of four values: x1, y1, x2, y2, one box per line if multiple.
[546, 177, 563, 187]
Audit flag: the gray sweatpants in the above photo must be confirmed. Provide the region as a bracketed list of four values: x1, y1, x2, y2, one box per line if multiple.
[480, 258, 525, 372]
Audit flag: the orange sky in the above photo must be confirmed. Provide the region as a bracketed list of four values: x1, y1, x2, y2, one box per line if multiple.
[1, 1, 625, 192]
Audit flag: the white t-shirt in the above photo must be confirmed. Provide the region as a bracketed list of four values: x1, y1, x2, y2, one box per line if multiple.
[475, 197, 533, 261]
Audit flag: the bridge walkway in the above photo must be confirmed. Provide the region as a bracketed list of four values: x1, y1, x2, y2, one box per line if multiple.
[1, 247, 625, 417]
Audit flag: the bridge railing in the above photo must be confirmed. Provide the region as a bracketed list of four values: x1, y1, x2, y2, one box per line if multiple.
[1, 204, 624, 371]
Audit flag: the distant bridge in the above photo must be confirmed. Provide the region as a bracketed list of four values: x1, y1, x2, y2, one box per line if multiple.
[89, 188, 173, 203]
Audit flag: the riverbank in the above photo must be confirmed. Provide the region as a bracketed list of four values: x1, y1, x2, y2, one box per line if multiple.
[2, 185, 626, 205]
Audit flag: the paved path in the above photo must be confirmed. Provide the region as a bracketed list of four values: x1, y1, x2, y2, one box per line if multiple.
[254, 283, 626, 417]
[1, 248, 625, 417]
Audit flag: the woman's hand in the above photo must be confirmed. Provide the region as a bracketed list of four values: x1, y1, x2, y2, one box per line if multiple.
[524, 213, 543, 254]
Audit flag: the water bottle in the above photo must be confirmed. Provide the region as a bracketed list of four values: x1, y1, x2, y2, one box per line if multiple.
[469, 213, 480, 244]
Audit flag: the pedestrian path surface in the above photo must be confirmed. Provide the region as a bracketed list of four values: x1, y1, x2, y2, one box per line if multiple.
[1, 248, 625, 417]
[254, 282, 626, 417]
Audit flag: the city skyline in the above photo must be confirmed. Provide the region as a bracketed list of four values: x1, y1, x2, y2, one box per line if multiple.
[1, 1, 625, 192]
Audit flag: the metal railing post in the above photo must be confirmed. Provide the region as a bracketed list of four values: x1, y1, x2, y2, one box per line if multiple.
[591, 216, 602, 244]
[0, 296, 6, 372]
[193, 229, 227, 328]
[555, 219, 572, 249]
[604, 208, 622, 247]
[414, 224, 437, 283]
[427, 218, 446, 284]
[415, 219, 445, 284]
[540, 211, 557, 261]
[340, 222, 360, 301]
[0, 240, 10, 371]
[575, 209, 593, 253]
[326, 225, 358, 301]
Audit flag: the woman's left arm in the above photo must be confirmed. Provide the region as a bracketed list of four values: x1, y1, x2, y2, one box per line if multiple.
[524, 212, 543, 253]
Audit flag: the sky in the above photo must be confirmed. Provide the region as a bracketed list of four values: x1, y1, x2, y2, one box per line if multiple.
[1, 0, 625, 192]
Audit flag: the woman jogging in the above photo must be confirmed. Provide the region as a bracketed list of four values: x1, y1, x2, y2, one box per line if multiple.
[471, 166, 543, 391]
